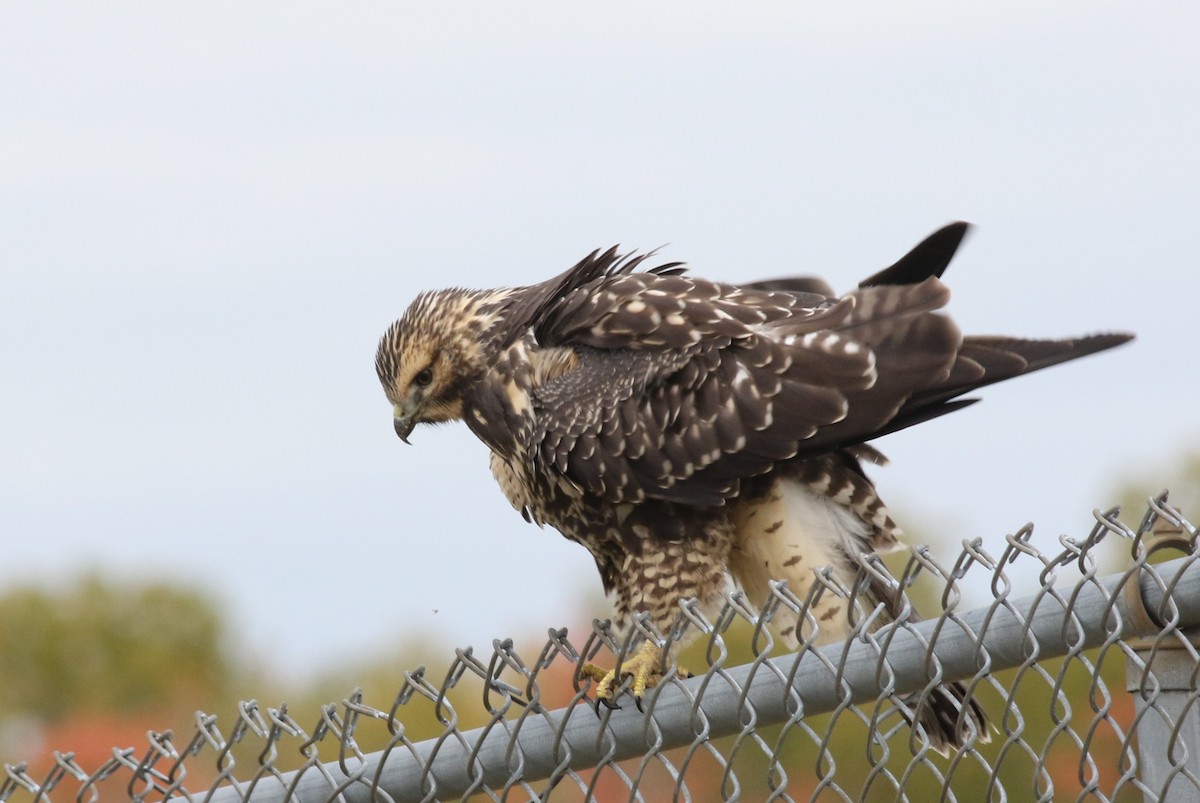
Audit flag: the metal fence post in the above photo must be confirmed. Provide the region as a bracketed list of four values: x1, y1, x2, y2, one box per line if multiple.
[1124, 509, 1200, 803]
[1127, 637, 1200, 802]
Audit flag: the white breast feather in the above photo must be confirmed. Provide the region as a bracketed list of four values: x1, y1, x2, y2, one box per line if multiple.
[728, 477, 870, 648]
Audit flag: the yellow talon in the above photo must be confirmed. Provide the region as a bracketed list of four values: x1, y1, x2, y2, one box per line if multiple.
[583, 642, 686, 704]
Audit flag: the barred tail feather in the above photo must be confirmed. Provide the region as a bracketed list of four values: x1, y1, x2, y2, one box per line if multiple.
[904, 680, 990, 755]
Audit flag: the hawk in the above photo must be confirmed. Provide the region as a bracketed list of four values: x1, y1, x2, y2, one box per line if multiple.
[375, 223, 1131, 752]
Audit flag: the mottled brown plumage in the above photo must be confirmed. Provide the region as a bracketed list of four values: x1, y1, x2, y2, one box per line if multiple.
[375, 223, 1132, 752]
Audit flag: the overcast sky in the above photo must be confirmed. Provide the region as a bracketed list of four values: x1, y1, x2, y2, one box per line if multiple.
[2, 3, 1197, 684]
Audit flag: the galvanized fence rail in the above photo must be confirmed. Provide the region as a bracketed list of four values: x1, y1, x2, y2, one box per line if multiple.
[2, 495, 1197, 802]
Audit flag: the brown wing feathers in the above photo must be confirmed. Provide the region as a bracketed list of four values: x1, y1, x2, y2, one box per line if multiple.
[858, 221, 969, 287]
[788, 277, 964, 457]
[511, 224, 1131, 507]
[744, 220, 970, 295]
[528, 273, 890, 506]
[745, 223, 1133, 454]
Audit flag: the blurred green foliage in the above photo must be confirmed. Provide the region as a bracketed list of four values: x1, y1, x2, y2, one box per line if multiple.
[0, 574, 234, 721]
[1115, 451, 1199, 532]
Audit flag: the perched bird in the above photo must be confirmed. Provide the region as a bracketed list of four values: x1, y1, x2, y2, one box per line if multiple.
[375, 223, 1131, 752]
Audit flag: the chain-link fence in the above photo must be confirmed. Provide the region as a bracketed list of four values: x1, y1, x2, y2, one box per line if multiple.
[3, 495, 1198, 802]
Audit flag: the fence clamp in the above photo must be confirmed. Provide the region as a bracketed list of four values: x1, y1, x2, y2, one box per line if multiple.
[1123, 514, 1200, 652]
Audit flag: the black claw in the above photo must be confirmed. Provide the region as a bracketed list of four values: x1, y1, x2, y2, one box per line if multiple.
[593, 696, 620, 715]
[634, 696, 645, 714]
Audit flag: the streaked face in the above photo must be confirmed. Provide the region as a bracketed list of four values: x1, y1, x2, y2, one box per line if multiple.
[375, 288, 502, 441]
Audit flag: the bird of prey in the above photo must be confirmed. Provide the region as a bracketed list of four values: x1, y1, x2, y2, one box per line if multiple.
[375, 223, 1131, 752]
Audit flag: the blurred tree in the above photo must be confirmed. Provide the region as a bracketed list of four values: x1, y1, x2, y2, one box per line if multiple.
[0, 574, 235, 722]
[1113, 450, 1199, 528]
[1083, 449, 1200, 575]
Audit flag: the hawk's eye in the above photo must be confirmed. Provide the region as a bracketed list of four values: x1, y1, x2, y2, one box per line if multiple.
[414, 367, 434, 387]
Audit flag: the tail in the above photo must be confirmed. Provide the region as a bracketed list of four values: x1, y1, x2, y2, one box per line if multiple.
[856, 222, 1133, 425]
[749, 222, 1133, 447]
[861, 565, 991, 754]
[904, 681, 990, 755]
[874, 330, 1133, 441]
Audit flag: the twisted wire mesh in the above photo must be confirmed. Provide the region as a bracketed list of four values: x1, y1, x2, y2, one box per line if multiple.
[2, 496, 1197, 802]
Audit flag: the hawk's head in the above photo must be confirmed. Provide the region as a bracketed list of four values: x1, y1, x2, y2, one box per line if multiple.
[375, 287, 511, 443]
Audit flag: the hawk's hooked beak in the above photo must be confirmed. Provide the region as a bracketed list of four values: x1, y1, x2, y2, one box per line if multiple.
[393, 405, 417, 444]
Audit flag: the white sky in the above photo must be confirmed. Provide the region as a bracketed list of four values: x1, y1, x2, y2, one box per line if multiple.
[2, 3, 1197, 683]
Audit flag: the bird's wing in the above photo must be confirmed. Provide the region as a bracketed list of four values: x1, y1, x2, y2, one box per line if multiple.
[521, 227, 1132, 507]
[843, 331, 1133, 446]
[736, 221, 1132, 454]
[743, 221, 971, 295]
[528, 269, 957, 506]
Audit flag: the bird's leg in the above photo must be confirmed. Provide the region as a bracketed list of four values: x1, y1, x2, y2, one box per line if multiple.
[582, 641, 687, 706]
